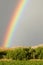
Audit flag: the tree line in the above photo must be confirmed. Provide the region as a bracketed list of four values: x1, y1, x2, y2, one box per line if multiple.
[0, 47, 43, 60]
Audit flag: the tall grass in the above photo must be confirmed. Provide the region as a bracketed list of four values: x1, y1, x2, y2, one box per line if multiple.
[0, 60, 43, 65]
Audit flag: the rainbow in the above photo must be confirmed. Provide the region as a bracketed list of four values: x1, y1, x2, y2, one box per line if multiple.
[3, 0, 30, 48]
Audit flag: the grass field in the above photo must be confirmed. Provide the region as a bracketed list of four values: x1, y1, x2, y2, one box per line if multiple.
[0, 60, 43, 65]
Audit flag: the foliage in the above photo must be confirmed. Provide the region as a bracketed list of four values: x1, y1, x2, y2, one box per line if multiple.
[0, 60, 43, 65]
[0, 47, 43, 60]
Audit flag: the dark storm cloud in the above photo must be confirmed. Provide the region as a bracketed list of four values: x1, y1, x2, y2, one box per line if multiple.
[0, 0, 19, 46]
[0, 0, 43, 47]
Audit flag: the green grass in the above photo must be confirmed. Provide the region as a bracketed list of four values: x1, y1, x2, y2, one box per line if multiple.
[0, 60, 43, 65]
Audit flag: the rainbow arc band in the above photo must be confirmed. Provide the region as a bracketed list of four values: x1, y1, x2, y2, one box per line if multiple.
[3, 0, 29, 48]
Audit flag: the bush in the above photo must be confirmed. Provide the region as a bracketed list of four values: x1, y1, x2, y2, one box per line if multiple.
[0, 47, 43, 60]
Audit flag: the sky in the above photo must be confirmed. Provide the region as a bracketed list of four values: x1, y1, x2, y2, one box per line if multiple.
[0, 0, 43, 47]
